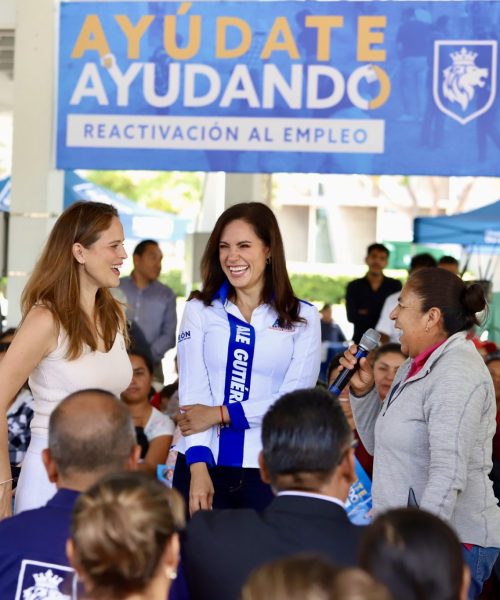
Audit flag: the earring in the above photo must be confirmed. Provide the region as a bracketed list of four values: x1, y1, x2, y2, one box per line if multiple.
[165, 567, 177, 580]
[266, 257, 271, 265]
[425, 324, 430, 333]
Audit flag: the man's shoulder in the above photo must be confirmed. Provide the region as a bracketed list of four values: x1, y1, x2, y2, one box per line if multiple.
[0, 503, 73, 597]
[119, 275, 133, 287]
[184, 497, 361, 567]
[0, 505, 50, 535]
[187, 507, 258, 534]
[186, 495, 358, 538]
[346, 277, 367, 290]
[152, 279, 176, 298]
[0, 499, 73, 542]
[383, 276, 403, 291]
[185, 506, 272, 546]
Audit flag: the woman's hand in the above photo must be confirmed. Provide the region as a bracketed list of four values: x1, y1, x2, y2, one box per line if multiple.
[178, 404, 222, 435]
[189, 463, 214, 516]
[339, 344, 374, 397]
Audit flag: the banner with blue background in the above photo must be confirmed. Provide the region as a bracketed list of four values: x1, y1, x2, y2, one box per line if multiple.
[57, 1, 499, 175]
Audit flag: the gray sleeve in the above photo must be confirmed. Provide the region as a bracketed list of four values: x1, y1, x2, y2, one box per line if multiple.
[349, 387, 381, 455]
[150, 290, 177, 362]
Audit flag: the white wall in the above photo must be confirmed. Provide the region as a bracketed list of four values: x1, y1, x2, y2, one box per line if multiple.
[0, 0, 15, 27]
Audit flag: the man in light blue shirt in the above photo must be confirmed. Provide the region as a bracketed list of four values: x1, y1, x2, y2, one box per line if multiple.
[120, 240, 177, 381]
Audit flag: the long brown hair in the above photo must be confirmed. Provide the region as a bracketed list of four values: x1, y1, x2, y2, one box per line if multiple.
[193, 202, 302, 326]
[21, 201, 127, 359]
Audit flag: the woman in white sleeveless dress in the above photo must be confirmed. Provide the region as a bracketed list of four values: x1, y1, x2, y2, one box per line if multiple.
[0, 201, 133, 518]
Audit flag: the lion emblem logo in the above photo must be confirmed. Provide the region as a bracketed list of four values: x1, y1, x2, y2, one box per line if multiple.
[442, 48, 488, 111]
[433, 40, 497, 125]
[15, 561, 76, 600]
[22, 569, 71, 600]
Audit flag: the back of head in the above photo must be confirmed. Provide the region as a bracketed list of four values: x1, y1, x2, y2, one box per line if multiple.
[409, 253, 437, 272]
[49, 389, 136, 479]
[438, 255, 460, 274]
[261, 388, 352, 490]
[359, 508, 464, 600]
[331, 568, 393, 600]
[70, 471, 185, 597]
[408, 267, 486, 336]
[241, 555, 339, 600]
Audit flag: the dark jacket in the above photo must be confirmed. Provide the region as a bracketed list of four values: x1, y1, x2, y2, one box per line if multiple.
[182, 494, 362, 600]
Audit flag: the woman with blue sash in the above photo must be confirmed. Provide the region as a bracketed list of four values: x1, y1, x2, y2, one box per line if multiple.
[173, 202, 321, 514]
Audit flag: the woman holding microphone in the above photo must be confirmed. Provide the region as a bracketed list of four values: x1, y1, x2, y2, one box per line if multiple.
[174, 202, 321, 514]
[343, 267, 500, 598]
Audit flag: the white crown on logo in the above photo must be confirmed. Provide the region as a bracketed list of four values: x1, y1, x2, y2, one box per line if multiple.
[32, 569, 63, 589]
[450, 47, 478, 66]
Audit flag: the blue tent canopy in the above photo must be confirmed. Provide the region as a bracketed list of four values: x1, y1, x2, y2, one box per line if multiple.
[0, 172, 190, 242]
[413, 201, 500, 250]
[0, 176, 10, 212]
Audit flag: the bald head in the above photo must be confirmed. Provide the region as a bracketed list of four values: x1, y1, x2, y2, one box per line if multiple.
[48, 389, 136, 479]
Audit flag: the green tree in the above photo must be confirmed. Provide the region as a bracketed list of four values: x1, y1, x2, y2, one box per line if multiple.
[84, 170, 203, 214]
[289, 274, 352, 305]
[159, 270, 184, 297]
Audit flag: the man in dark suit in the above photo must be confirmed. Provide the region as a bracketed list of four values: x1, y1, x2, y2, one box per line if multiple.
[181, 387, 361, 600]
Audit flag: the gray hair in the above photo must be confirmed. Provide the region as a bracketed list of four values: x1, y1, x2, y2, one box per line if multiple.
[49, 388, 136, 476]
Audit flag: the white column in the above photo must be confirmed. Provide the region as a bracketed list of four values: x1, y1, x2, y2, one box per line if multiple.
[224, 174, 270, 208]
[195, 172, 226, 232]
[8, 0, 63, 325]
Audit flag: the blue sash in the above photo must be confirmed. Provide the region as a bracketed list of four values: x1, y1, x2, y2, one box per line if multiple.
[218, 311, 256, 467]
[345, 458, 373, 526]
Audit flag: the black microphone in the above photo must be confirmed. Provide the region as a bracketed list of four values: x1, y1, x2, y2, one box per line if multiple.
[329, 328, 381, 396]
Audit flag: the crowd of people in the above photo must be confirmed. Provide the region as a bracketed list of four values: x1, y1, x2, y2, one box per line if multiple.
[0, 200, 499, 599]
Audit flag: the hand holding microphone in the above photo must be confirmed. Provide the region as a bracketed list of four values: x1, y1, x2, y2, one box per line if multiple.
[330, 328, 380, 397]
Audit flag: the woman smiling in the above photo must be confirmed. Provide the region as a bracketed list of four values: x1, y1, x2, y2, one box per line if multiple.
[173, 202, 321, 515]
[343, 268, 500, 598]
[0, 202, 132, 518]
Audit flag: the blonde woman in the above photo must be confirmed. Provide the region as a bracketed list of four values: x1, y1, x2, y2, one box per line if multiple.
[67, 471, 184, 600]
[241, 555, 392, 600]
[0, 201, 132, 517]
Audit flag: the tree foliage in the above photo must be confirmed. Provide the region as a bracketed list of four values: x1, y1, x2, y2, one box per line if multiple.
[84, 170, 203, 214]
[289, 273, 352, 305]
[159, 270, 185, 297]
